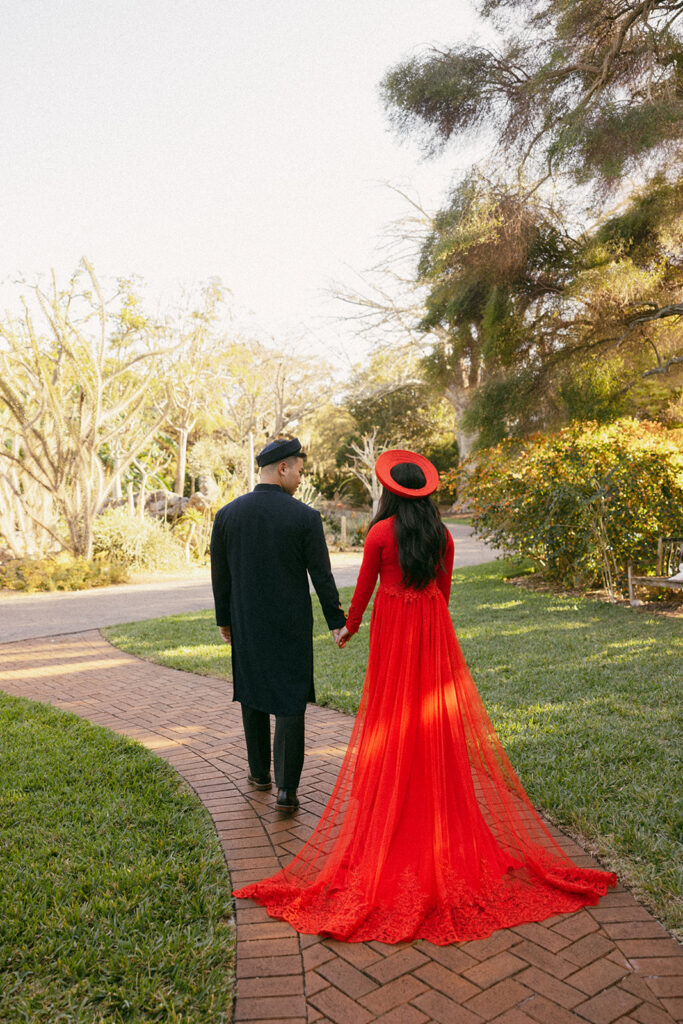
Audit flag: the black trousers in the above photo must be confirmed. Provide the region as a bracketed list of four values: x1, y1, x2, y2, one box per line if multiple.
[240, 703, 305, 790]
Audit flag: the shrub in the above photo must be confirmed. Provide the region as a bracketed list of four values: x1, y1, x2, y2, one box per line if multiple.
[297, 477, 323, 509]
[322, 508, 371, 548]
[0, 555, 129, 592]
[460, 419, 683, 593]
[438, 466, 459, 504]
[173, 506, 214, 561]
[92, 508, 186, 571]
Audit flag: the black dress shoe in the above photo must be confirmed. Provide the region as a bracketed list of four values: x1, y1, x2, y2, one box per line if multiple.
[247, 774, 272, 790]
[276, 788, 299, 811]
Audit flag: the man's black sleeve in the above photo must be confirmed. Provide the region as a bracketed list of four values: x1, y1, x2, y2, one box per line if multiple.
[210, 510, 231, 627]
[305, 511, 346, 630]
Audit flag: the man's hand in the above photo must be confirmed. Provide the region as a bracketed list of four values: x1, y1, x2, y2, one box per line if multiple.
[219, 625, 231, 644]
[333, 626, 350, 648]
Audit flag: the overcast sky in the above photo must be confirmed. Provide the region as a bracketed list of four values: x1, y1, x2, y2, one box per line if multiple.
[2, 1, 490, 365]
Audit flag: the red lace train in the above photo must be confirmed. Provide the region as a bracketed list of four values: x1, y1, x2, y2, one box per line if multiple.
[234, 578, 616, 944]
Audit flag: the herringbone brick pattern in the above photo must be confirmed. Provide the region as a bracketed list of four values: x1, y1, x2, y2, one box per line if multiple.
[1, 630, 681, 1024]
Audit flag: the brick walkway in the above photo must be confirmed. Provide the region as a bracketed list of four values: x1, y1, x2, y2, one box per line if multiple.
[1, 630, 681, 1024]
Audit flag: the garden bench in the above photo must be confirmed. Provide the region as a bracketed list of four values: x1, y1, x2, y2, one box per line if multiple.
[627, 536, 683, 606]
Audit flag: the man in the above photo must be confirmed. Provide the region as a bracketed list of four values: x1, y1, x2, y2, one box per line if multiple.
[210, 437, 346, 813]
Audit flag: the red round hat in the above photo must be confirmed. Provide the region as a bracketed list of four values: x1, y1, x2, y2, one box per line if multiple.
[374, 449, 440, 498]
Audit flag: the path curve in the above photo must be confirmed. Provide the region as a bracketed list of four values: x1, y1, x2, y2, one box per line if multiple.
[1, 630, 680, 1024]
[0, 525, 499, 644]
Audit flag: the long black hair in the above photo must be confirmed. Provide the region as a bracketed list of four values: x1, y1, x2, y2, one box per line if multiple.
[370, 461, 448, 589]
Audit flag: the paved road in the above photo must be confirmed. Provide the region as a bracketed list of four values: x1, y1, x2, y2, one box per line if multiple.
[0, 525, 499, 643]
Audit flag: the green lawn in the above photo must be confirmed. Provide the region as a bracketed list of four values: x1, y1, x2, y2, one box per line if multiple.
[105, 560, 682, 939]
[0, 693, 234, 1023]
[442, 514, 473, 527]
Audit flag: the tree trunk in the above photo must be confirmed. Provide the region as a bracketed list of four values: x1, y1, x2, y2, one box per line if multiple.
[371, 471, 381, 516]
[174, 427, 189, 495]
[111, 451, 123, 501]
[138, 468, 149, 519]
[444, 386, 479, 459]
[442, 334, 483, 459]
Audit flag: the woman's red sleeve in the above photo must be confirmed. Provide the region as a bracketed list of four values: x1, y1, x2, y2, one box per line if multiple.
[345, 526, 383, 636]
[436, 529, 455, 602]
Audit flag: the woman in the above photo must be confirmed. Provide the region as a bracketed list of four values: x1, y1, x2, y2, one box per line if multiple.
[233, 450, 616, 944]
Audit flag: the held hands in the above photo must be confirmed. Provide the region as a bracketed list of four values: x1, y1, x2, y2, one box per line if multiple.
[333, 626, 350, 649]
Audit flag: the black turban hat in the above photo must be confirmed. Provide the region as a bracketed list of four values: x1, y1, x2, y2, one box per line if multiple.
[256, 437, 305, 467]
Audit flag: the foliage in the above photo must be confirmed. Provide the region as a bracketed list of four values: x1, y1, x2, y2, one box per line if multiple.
[417, 173, 683, 448]
[105, 561, 683, 937]
[0, 262, 171, 558]
[417, 175, 575, 448]
[321, 508, 371, 548]
[460, 419, 683, 591]
[307, 350, 460, 499]
[156, 279, 231, 495]
[437, 468, 460, 505]
[173, 506, 214, 562]
[299, 402, 358, 497]
[186, 436, 235, 487]
[345, 355, 459, 469]
[92, 507, 186, 571]
[217, 339, 333, 491]
[0, 554, 129, 592]
[0, 691, 234, 1022]
[378, 6, 683, 451]
[382, 0, 683, 194]
[296, 475, 323, 510]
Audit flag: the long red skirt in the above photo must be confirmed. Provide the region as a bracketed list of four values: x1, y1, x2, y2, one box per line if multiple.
[234, 582, 616, 944]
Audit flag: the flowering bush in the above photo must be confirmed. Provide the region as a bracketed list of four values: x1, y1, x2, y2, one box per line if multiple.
[460, 419, 683, 592]
[437, 466, 459, 504]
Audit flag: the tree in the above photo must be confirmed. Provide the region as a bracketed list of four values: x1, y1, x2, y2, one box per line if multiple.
[346, 428, 385, 514]
[382, 0, 683, 196]
[0, 412, 55, 557]
[300, 350, 459, 502]
[344, 350, 459, 466]
[417, 174, 578, 447]
[418, 174, 683, 446]
[379, 4, 683, 447]
[0, 261, 174, 558]
[158, 279, 230, 495]
[332, 192, 477, 452]
[215, 338, 332, 490]
[298, 401, 357, 496]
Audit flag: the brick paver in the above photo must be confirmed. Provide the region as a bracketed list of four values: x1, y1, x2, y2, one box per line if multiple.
[1, 630, 681, 1023]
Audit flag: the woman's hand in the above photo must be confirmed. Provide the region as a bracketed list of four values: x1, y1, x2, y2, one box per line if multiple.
[336, 626, 350, 648]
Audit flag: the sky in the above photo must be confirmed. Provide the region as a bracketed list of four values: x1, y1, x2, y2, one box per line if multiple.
[1, 0, 491, 367]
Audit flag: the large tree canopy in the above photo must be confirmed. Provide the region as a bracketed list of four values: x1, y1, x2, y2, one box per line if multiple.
[382, 0, 683, 194]
[0, 262, 171, 557]
[417, 174, 682, 446]
[379, 1, 683, 449]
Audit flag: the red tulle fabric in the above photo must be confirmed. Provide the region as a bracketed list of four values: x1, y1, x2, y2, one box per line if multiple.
[234, 518, 616, 944]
